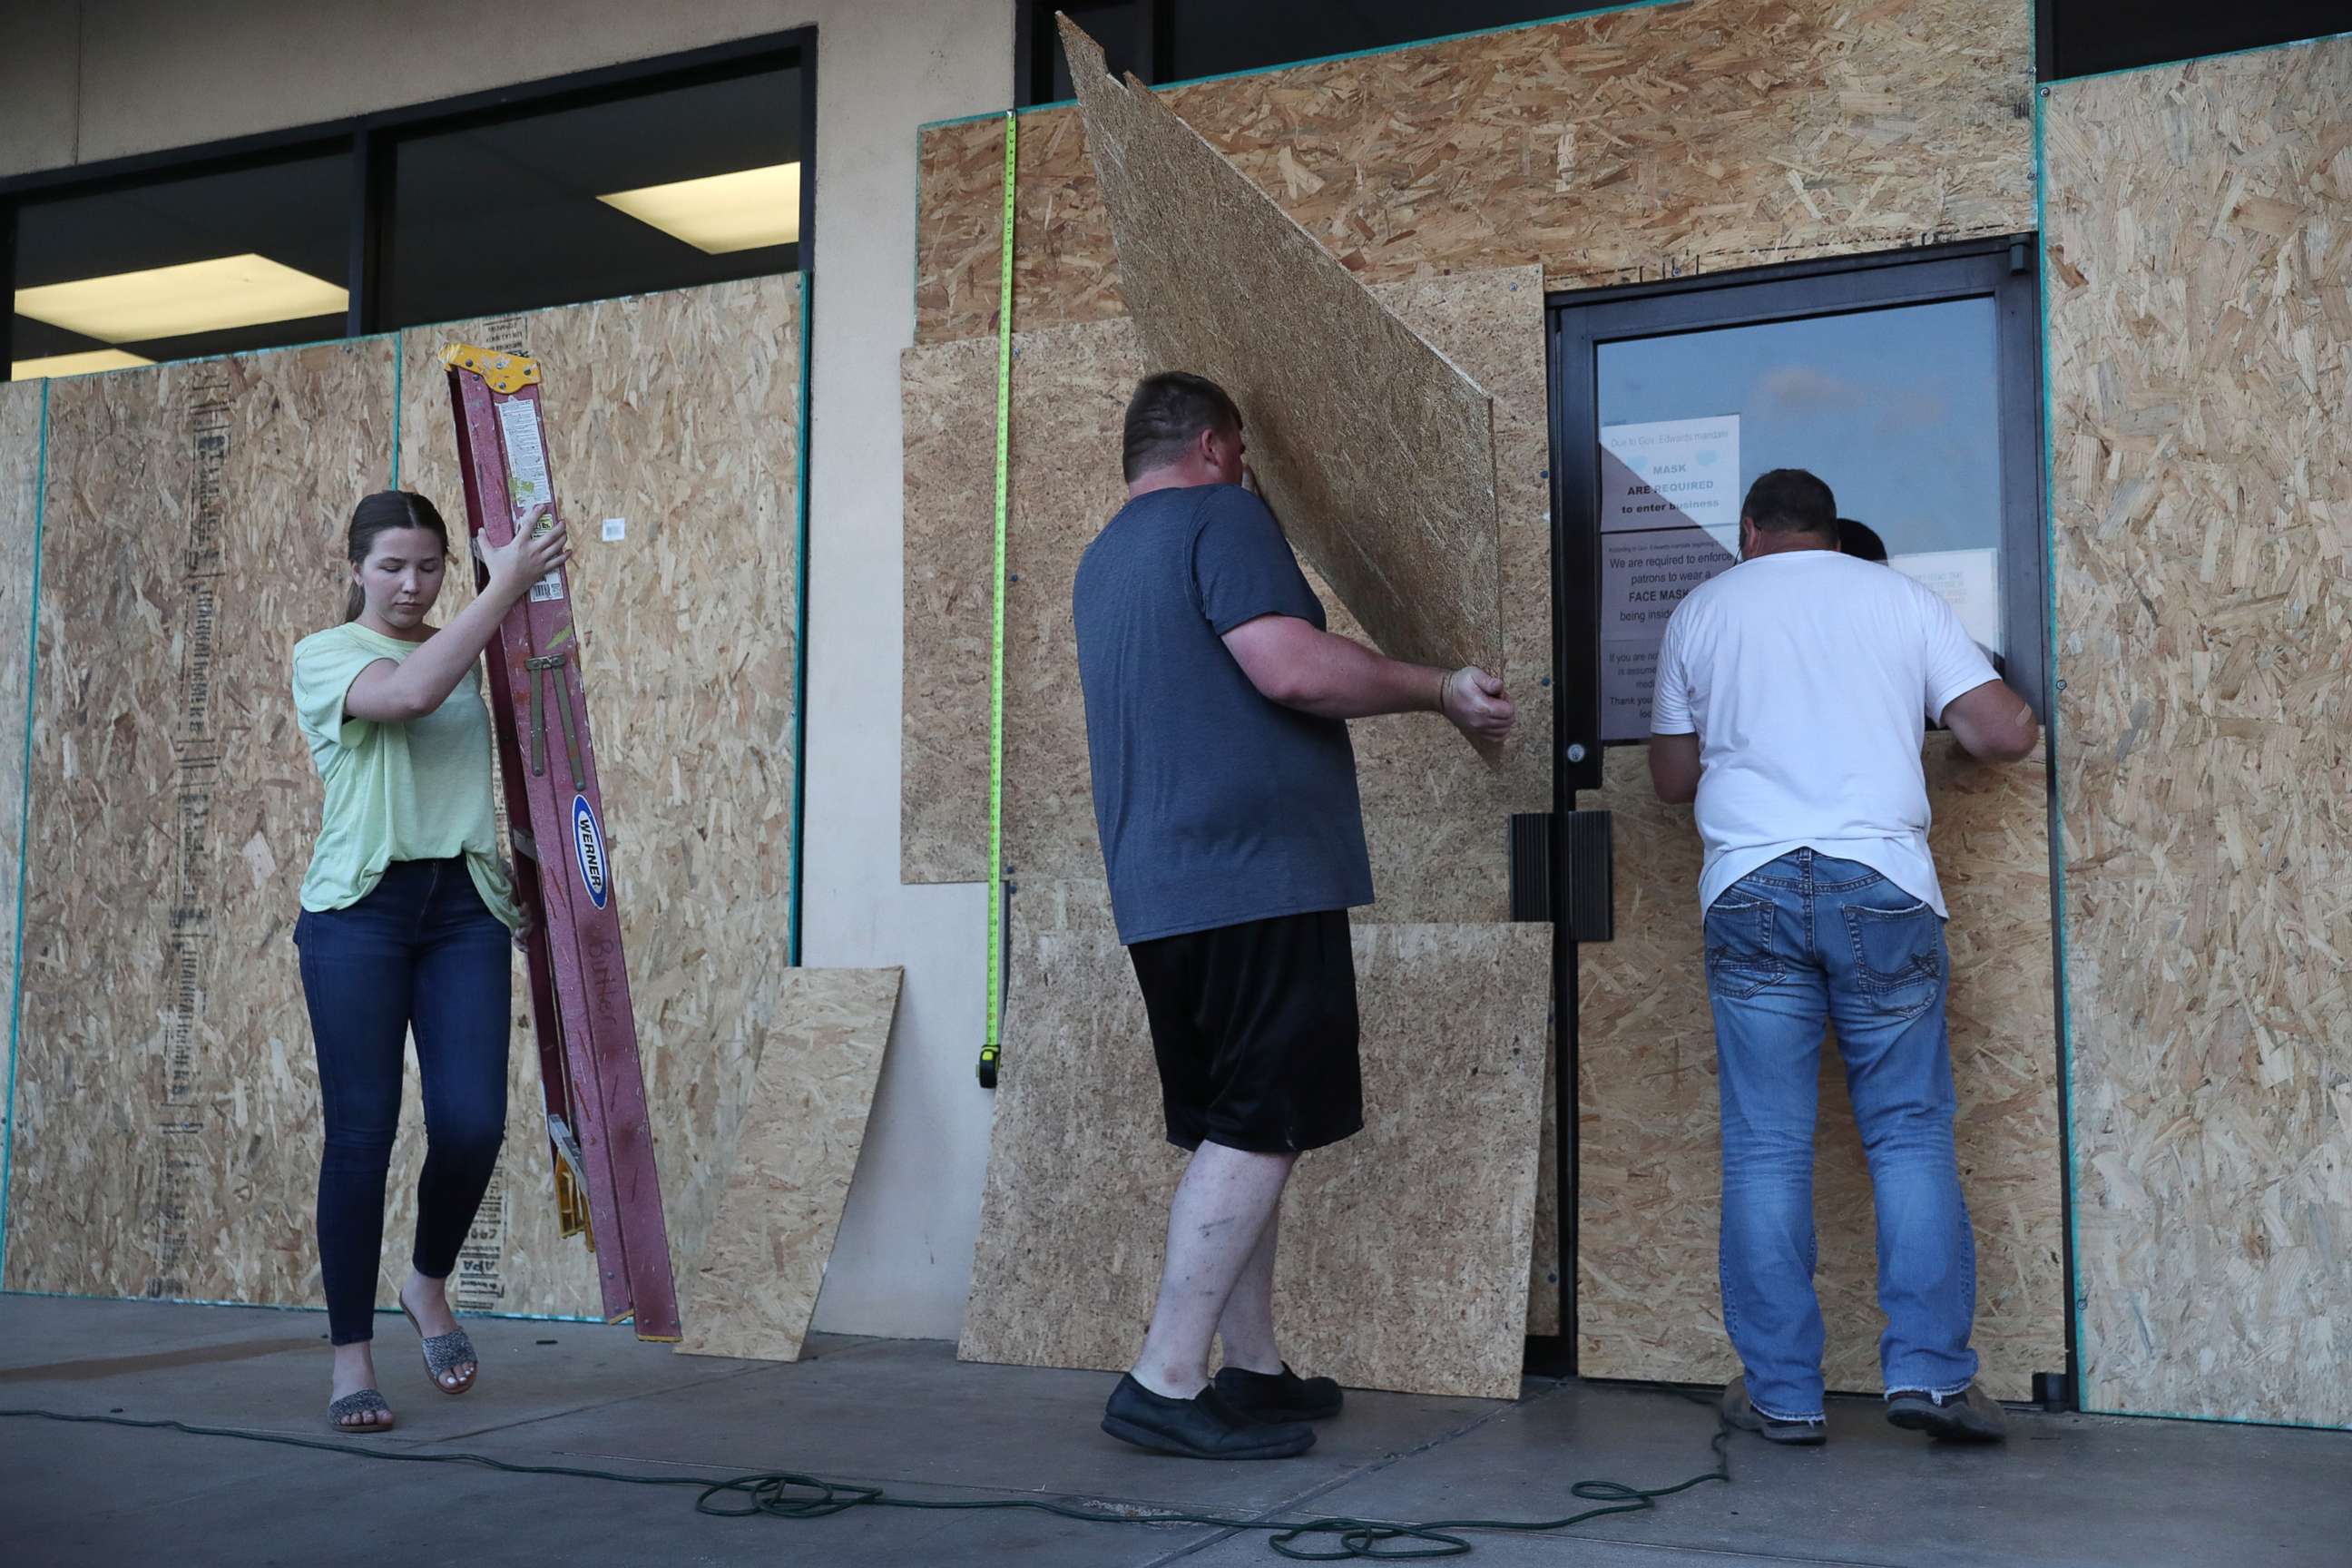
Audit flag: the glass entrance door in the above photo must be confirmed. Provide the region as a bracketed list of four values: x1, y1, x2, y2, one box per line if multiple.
[1541, 240, 2066, 1394]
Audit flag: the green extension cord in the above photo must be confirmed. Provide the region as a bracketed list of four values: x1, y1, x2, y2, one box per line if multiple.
[0, 1395, 1731, 1562]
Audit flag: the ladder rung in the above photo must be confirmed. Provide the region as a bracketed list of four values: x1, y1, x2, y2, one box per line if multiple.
[512, 829, 539, 861]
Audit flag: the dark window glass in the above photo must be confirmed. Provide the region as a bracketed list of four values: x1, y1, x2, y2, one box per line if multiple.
[1020, 0, 1574, 104]
[2044, 1, 2348, 79]
[1163, 0, 1571, 81]
[384, 61, 802, 328]
[10, 152, 349, 380]
[1027, 0, 1156, 105]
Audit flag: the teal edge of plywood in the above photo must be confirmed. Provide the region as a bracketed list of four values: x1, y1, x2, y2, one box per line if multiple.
[0, 379, 50, 1285]
[389, 330, 403, 488]
[789, 269, 812, 967]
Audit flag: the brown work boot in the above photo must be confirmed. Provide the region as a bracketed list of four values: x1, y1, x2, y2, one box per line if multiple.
[1720, 1377, 1826, 1446]
[1886, 1383, 2008, 1442]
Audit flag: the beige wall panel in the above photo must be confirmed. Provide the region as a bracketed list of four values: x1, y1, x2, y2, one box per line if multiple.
[900, 268, 1550, 901]
[960, 885, 1546, 1399]
[1575, 737, 2063, 1400]
[1061, 15, 1503, 675]
[677, 966, 899, 1363]
[0, 3, 81, 178]
[2045, 40, 2352, 1426]
[399, 277, 805, 1295]
[916, 0, 2034, 344]
[57, 0, 805, 172]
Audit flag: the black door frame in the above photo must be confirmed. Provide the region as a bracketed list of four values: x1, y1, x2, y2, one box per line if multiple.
[1536, 235, 2061, 1386]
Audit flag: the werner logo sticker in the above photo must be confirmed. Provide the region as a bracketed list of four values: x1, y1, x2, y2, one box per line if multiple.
[572, 795, 610, 909]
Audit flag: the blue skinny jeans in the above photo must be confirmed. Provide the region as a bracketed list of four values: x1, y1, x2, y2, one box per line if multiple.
[295, 858, 511, 1346]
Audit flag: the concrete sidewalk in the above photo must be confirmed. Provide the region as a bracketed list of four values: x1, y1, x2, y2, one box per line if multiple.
[0, 1294, 2341, 1565]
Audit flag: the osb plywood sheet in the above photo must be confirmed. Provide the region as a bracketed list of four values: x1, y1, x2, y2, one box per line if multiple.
[0, 346, 578, 1317]
[400, 276, 806, 1298]
[1574, 736, 2063, 1401]
[899, 331, 1001, 887]
[901, 268, 1551, 899]
[1061, 16, 1502, 676]
[916, 0, 2034, 344]
[0, 378, 42, 1158]
[677, 967, 900, 1363]
[5, 276, 804, 1326]
[2046, 42, 2352, 1426]
[960, 887, 1547, 1399]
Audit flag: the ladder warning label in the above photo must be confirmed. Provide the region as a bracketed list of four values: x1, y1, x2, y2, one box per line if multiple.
[496, 396, 565, 603]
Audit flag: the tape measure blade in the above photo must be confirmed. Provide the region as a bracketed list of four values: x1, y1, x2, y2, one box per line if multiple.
[980, 109, 1016, 1081]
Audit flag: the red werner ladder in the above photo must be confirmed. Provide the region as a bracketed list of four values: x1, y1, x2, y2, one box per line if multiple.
[440, 343, 681, 1342]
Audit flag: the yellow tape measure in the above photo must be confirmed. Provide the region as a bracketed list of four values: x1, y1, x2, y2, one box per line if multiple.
[979, 111, 1016, 1091]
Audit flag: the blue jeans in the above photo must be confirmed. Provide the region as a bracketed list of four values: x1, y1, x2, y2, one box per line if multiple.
[1703, 849, 1978, 1422]
[295, 858, 512, 1345]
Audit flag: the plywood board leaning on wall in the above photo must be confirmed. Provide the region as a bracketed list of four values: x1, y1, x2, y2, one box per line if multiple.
[399, 274, 806, 1290]
[961, 885, 1548, 1400]
[1574, 737, 2064, 1401]
[902, 266, 1551, 899]
[916, 0, 2034, 345]
[2044, 38, 2352, 1426]
[0, 344, 601, 1313]
[1059, 15, 1503, 677]
[677, 967, 900, 1364]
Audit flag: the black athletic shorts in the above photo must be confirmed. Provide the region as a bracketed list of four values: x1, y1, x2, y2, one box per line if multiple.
[1126, 909, 1363, 1154]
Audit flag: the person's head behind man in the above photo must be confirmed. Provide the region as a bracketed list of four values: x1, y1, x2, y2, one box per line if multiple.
[1739, 468, 1838, 560]
[1123, 371, 1246, 494]
[1838, 518, 1888, 563]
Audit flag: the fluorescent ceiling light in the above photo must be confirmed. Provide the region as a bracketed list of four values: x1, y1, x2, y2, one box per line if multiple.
[11, 348, 155, 381]
[597, 162, 801, 254]
[14, 254, 348, 345]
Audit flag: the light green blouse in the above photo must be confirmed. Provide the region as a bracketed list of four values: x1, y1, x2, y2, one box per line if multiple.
[291, 622, 523, 929]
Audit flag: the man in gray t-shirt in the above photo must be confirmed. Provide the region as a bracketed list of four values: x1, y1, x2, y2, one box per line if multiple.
[1075, 371, 1514, 1461]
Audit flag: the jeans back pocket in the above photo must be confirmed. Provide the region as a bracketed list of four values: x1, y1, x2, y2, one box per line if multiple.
[1704, 895, 1784, 999]
[1842, 900, 1943, 1018]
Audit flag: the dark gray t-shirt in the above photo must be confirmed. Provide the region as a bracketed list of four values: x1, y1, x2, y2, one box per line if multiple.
[1073, 484, 1374, 945]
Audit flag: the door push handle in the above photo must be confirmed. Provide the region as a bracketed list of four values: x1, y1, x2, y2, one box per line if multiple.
[1508, 811, 1613, 942]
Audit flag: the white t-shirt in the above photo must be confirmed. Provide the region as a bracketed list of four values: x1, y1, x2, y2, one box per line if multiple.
[1651, 548, 1999, 916]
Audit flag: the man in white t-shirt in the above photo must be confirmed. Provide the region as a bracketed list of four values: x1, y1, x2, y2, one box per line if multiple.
[1650, 468, 2038, 1447]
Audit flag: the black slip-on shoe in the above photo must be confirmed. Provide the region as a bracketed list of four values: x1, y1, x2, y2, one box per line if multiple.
[1102, 1374, 1317, 1459]
[1886, 1384, 2008, 1443]
[1213, 1362, 1345, 1422]
[1720, 1377, 1827, 1446]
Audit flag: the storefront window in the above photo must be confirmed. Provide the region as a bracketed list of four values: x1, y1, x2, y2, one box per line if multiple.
[10, 153, 348, 380]
[384, 63, 803, 329]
